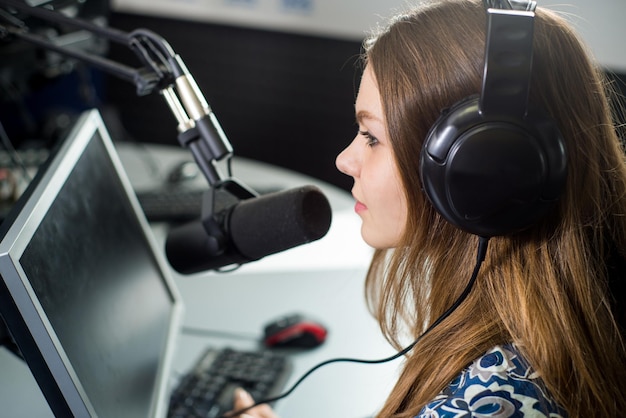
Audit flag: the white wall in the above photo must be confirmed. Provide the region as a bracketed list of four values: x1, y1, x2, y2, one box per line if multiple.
[111, 0, 626, 71]
[540, 0, 626, 72]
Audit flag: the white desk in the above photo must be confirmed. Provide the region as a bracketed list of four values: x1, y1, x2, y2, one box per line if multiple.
[0, 142, 400, 418]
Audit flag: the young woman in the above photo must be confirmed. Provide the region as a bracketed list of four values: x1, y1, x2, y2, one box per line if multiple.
[233, 0, 626, 416]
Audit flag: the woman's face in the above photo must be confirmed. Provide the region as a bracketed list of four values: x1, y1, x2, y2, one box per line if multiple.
[336, 66, 408, 249]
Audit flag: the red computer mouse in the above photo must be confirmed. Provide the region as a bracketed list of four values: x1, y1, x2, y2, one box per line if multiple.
[263, 313, 328, 349]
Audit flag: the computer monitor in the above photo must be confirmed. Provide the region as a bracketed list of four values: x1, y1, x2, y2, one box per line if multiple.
[0, 109, 183, 417]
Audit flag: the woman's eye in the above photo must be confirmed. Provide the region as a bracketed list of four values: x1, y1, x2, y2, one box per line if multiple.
[359, 130, 379, 147]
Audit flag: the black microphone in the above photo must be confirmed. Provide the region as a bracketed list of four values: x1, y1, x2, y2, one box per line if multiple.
[165, 185, 332, 274]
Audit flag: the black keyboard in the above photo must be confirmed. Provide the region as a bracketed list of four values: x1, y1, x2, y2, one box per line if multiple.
[168, 347, 292, 418]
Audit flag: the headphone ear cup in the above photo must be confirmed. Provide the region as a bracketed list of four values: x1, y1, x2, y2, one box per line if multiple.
[419, 96, 567, 237]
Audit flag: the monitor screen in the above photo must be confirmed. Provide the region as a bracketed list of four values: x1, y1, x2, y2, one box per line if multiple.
[0, 109, 183, 417]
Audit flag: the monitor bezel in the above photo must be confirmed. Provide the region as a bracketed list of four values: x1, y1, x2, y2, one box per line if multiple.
[0, 109, 183, 417]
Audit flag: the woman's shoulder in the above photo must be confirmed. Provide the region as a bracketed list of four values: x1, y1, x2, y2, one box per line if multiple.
[416, 344, 567, 417]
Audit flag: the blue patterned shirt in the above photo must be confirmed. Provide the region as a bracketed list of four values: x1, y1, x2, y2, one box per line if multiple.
[416, 344, 567, 417]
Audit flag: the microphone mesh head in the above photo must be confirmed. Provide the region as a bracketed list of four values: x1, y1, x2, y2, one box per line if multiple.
[229, 185, 332, 260]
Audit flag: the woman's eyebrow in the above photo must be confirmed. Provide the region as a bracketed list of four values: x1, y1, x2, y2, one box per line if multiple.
[355, 109, 382, 124]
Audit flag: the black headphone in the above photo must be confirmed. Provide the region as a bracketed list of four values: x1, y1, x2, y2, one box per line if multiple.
[419, 0, 567, 237]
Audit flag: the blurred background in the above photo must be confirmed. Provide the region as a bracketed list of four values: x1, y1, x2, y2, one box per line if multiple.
[1, 0, 625, 192]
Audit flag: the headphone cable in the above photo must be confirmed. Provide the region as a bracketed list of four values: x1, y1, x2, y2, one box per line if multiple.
[225, 236, 490, 417]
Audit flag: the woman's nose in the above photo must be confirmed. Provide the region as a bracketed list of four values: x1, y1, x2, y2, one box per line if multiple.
[335, 138, 359, 178]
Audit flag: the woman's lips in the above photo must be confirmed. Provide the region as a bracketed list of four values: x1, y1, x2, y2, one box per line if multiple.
[355, 201, 367, 213]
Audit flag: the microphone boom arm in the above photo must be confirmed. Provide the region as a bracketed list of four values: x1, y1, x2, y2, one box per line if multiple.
[0, 0, 232, 185]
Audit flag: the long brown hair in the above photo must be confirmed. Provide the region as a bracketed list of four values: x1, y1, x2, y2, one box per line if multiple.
[361, 1, 626, 416]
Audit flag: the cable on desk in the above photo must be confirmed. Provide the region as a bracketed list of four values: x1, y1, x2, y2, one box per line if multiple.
[224, 237, 490, 418]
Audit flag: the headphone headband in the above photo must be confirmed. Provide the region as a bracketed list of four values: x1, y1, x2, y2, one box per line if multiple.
[481, 8, 534, 117]
[483, 0, 537, 11]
